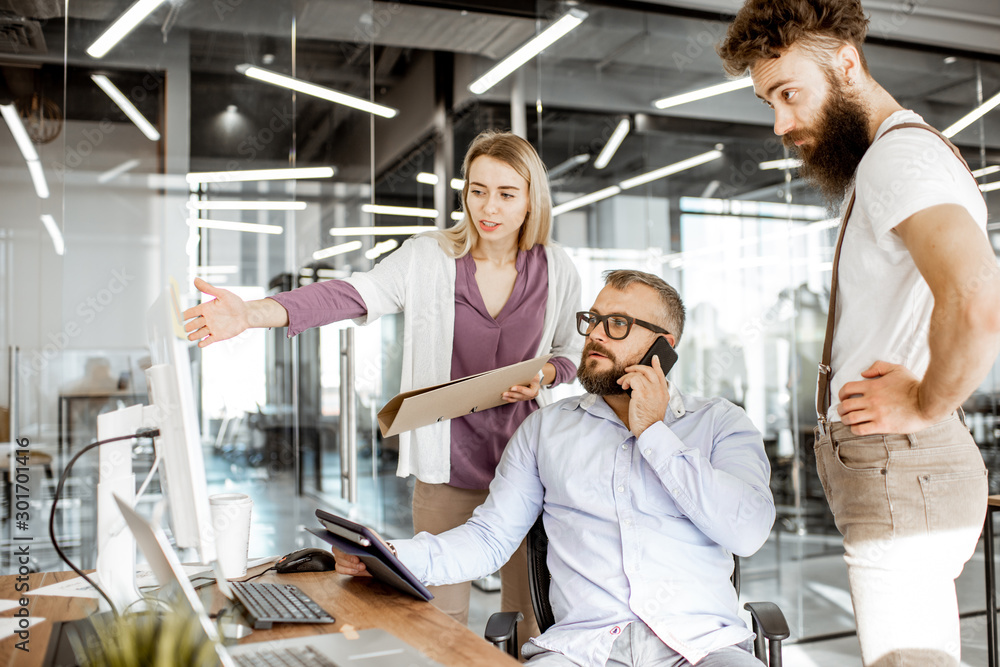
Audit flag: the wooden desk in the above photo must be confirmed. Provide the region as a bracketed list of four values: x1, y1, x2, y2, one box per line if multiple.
[0, 566, 517, 666]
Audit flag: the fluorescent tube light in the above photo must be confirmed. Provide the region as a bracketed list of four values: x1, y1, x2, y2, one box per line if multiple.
[86, 0, 168, 58]
[653, 77, 754, 110]
[981, 180, 1000, 193]
[594, 119, 630, 170]
[417, 172, 438, 185]
[186, 218, 283, 234]
[469, 9, 588, 94]
[451, 210, 464, 221]
[187, 201, 307, 211]
[551, 186, 621, 216]
[365, 239, 399, 260]
[619, 150, 723, 190]
[0, 103, 38, 161]
[972, 165, 999, 178]
[313, 241, 363, 260]
[759, 158, 802, 170]
[548, 154, 590, 179]
[451, 179, 465, 190]
[361, 204, 438, 218]
[186, 166, 335, 185]
[39, 215, 64, 255]
[943, 90, 1000, 138]
[329, 225, 431, 237]
[238, 65, 398, 119]
[98, 158, 141, 183]
[1, 104, 48, 198]
[91, 75, 160, 140]
[26, 160, 50, 199]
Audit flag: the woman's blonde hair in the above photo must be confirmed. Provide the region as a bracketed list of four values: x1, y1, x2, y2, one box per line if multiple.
[429, 130, 552, 258]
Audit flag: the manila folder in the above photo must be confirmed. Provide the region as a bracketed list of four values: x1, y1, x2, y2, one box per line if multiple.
[377, 354, 551, 437]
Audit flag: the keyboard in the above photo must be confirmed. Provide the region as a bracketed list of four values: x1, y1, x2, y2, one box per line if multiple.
[230, 581, 335, 630]
[232, 644, 339, 667]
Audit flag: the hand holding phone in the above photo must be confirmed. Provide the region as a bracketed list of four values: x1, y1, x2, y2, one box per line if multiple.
[625, 337, 677, 396]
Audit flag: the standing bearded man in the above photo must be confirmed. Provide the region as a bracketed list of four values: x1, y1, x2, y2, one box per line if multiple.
[719, 1, 1000, 665]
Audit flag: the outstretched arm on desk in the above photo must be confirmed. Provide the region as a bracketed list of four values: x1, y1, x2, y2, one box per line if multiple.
[335, 417, 545, 584]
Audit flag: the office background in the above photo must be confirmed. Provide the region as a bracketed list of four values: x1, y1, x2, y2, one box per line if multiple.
[0, 0, 998, 663]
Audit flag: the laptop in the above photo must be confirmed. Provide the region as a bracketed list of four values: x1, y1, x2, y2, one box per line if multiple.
[112, 494, 444, 667]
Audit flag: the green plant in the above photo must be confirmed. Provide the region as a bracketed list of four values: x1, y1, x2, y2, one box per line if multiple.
[70, 603, 220, 667]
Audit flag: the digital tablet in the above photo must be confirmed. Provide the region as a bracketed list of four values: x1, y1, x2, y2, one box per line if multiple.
[310, 509, 433, 602]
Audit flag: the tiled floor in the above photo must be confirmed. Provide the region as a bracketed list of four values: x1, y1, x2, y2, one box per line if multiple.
[12, 445, 1000, 666]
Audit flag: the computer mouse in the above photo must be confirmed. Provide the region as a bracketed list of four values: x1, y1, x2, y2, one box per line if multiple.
[275, 548, 339, 573]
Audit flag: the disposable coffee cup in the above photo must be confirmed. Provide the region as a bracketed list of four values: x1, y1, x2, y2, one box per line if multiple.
[210, 493, 253, 579]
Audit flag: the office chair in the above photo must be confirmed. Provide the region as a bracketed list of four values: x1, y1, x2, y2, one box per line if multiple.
[485, 517, 790, 667]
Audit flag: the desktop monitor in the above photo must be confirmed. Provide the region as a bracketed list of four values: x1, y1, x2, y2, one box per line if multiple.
[145, 279, 216, 562]
[94, 278, 216, 611]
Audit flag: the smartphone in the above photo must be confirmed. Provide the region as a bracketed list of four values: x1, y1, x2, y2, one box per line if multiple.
[625, 336, 678, 396]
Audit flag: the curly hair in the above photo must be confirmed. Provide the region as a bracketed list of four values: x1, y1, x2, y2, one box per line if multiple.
[718, 0, 870, 77]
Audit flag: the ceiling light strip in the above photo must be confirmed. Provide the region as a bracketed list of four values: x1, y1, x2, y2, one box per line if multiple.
[239, 65, 398, 119]
[619, 150, 723, 190]
[365, 239, 399, 260]
[187, 201, 307, 211]
[758, 158, 803, 170]
[86, 0, 169, 58]
[469, 9, 588, 95]
[1, 105, 49, 198]
[416, 172, 438, 185]
[39, 215, 64, 255]
[329, 225, 432, 237]
[361, 204, 438, 218]
[943, 90, 1000, 138]
[0, 103, 38, 161]
[98, 158, 142, 183]
[552, 150, 725, 217]
[91, 75, 161, 140]
[313, 241, 363, 260]
[186, 218, 283, 234]
[186, 167, 335, 185]
[26, 160, 50, 199]
[653, 77, 754, 110]
[593, 118, 630, 170]
[551, 186, 621, 216]
[981, 180, 1000, 193]
[972, 165, 999, 178]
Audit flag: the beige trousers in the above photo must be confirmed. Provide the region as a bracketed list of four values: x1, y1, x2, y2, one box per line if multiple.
[814, 416, 987, 666]
[412, 479, 540, 655]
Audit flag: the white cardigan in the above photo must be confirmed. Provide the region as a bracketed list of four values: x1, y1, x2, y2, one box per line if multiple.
[345, 234, 582, 483]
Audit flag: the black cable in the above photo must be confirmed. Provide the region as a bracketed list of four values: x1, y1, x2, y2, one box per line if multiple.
[47, 429, 160, 618]
[236, 565, 276, 583]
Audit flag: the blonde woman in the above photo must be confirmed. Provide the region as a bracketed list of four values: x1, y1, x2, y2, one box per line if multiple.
[183, 130, 582, 647]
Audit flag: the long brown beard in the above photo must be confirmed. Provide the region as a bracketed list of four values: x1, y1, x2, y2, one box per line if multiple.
[785, 73, 872, 205]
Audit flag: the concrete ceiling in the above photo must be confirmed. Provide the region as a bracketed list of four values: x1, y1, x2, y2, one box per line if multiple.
[0, 0, 997, 206]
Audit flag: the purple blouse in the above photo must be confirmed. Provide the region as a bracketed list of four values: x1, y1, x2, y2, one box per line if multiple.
[269, 245, 577, 489]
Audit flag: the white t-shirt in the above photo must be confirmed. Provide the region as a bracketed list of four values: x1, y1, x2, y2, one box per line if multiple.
[827, 110, 988, 421]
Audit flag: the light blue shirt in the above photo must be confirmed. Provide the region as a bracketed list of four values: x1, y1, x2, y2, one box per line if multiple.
[393, 384, 775, 666]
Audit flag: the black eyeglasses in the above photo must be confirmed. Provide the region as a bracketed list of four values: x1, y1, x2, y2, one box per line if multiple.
[576, 311, 670, 340]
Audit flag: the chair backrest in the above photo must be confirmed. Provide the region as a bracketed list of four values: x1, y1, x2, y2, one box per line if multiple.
[526, 516, 555, 632]
[526, 516, 740, 634]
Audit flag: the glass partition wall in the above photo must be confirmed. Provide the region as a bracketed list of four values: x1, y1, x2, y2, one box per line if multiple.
[1, 0, 997, 650]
